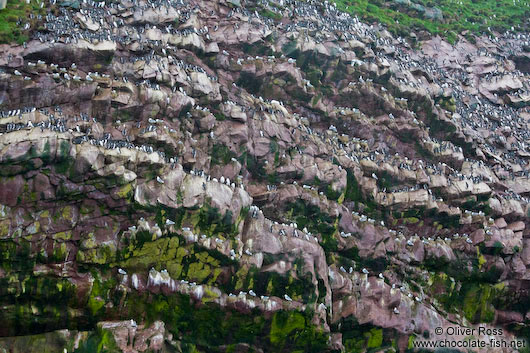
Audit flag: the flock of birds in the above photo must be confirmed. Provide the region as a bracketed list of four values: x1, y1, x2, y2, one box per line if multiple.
[0, 0, 528, 321]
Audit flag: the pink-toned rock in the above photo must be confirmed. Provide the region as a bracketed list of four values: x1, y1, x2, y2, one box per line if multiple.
[508, 221, 525, 232]
[252, 137, 271, 157]
[99, 320, 168, 353]
[511, 256, 526, 277]
[471, 229, 485, 244]
[0, 175, 24, 207]
[480, 75, 523, 95]
[485, 228, 522, 255]
[495, 310, 523, 325]
[494, 217, 507, 228]
[0, 141, 32, 162]
[521, 237, 530, 263]
[330, 333, 343, 351]
[33, 172, 55, 199]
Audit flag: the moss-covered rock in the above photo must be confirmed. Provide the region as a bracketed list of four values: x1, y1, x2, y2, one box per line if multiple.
[117, 237, 233, 286]
[0, 330, 89, 353]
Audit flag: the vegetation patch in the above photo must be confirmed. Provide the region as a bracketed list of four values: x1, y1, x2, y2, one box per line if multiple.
[73, 327, 119, 353]
[332, 317, 392, 352]
[374, 170, 402, 190]
[339, 246, 389, 272]
[344, 169, 386, 221]
[259, 8, 282, 20]
[118, 235, 236, 286]
[269, 310, 329, 352]
[0, 0, 45, 44]
[434, 280, 505, 324]
[285, 199, 338, 254]
[334, 0, 530, 41]
[392, 207, 460, 230]
[233, 257, 320, 304]
[122, 292, 328, 352]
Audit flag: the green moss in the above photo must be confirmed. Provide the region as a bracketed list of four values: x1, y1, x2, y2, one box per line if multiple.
[477, 249, 486, 269]
[323, 183, 342, 201]
[239, 152, 266, 181]
[40, 140, 52, 164]
[0, 268, 82, 336]
[339, 246, 388, 273]
[270, 311, 305, 346]
[426, 272, 455, 307]
[259, 8, 282, 20]
[269, 139, 280, 165]
[428, 269, 507, 325]
[0, 240, 36, 272]
[187, 261, 214, 283]
[87, 295, 106, 317]
[0, 330, 88, 353]
[98, 270, 328, 353]
[311, 94, 322, 106]
[239, 39, 274, 56]
[213, 112, 227, 121]
[462, 284, 498, 323]
[77, 243, 117, 265]
[74, 327, 119, 353]
[374, 170, 402, 190]
[414, 141, 434, 159]
[284, 199, 338, 254]
[329, 60, 349, 82]
[87, 275, 118, 317]
[138, 203, 240, 241]
[334, 317, 392, 353]
[445, 30, 458, 45]
[118, 236, 234, 287]
[408, 335, 415, 350]
[344, 169, 385, 221]
[236, 71, 262, 95]
[54, 141, 73, 174]
[404, 217, 419, 224]
[305, 67, 323, 88]
[438, 96, 456, 112]
[334, 0, 529, 41]
[122, 292, 280, 350]
[210, 144, 236, 166]
[272, 78, 286, 87]
[269, 311, 328, 352]
[0, 0, 45, 44]
[366, 328, 383, 348]
[393, 207, 460, 230]
[281, 40, 298, 57]
[0, 219, 9, 237]
[461, 196, 493, 216]
[116, 183, 133, 199]
[235, 261, 318, 304]
[195, 206, 238, 239]
[49, 241, 68, 263]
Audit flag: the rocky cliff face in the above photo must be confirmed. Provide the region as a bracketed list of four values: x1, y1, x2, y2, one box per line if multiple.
[0, 0, 529, 352]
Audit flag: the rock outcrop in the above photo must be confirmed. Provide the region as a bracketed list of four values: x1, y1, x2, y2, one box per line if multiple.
[0, 0, 529, 352]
